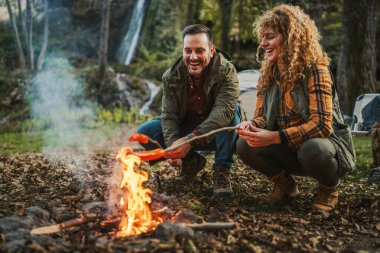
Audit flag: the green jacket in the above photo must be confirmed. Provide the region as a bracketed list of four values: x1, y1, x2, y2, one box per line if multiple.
[263, 66, 356, 177]
[160, 50, 239, 147]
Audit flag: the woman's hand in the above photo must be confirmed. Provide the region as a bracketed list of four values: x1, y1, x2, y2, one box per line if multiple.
[238, 121, 254, 130]
[237, 126, 281, 147]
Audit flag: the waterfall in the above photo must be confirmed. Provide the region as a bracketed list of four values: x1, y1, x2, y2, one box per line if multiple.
[117, 0, 146, 65]
[139, 81, 159, 114]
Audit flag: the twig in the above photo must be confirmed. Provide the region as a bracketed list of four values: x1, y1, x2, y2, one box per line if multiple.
[184, 222, 236, 230]
[148, 138, 163, 149]
[30, 213, 97, 235]
[165, 126, 239, 152]
[151, 206, 169, 214]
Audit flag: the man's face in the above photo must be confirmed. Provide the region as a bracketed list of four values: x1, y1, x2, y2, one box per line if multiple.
[183, 33, 215, 77]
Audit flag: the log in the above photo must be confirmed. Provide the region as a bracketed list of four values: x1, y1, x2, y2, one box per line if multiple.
[30, 213, 97, 235]
[184, 222, 235, 230]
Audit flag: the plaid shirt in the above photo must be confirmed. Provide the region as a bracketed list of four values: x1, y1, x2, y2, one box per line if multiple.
[252, 64, 333, 149]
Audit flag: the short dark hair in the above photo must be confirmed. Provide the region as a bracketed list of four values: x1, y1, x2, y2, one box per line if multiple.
[182, 24, 213, 45]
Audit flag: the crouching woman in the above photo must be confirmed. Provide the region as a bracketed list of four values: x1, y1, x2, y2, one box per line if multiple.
[236, 4, 355, 212]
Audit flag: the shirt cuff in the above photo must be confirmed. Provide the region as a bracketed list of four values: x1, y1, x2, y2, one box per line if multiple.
[279, 129, 289, 144]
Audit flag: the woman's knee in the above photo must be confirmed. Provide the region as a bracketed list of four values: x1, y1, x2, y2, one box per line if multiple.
[298, 138, 336, 170]
[236, 137, 263, 164]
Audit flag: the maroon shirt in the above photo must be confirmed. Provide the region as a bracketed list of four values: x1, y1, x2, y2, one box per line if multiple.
[183, 73, 207, 125]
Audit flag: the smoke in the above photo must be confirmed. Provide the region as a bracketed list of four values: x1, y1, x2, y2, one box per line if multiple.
[28, 57, 96, 158]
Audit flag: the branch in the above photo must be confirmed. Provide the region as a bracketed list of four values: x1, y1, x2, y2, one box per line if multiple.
[184, 222, 236, 230]
[30, 213, 97, 235]
[165, 126, 239, 152]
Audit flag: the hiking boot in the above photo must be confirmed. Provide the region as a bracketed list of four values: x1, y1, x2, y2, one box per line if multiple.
[213, 166, 233, 198]
[312, 184, 339, 212]
[266, 170, 299, 204]
[180, 153, 206, 182]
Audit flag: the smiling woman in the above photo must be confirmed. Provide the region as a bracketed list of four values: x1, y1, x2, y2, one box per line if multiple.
[236, 4, 355, 213]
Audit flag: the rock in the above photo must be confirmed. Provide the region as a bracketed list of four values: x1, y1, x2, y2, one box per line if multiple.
[155, 221, 194, 242]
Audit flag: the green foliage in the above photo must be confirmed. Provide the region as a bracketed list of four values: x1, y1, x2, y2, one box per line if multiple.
[96, 106, 152, 125]
[130, 44, 181, 81]
[0, 131, 43, 154]
[353, 136, 372, 169]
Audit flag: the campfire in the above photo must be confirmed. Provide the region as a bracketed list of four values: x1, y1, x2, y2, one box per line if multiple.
[115, 147, 162, 237]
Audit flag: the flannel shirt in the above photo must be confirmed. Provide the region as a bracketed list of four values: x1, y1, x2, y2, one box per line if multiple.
[252, 64, 333, 149]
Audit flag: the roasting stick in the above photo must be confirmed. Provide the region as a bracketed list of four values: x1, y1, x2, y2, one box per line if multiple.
[30, 213, 97, 235]
[164, 126, 239, 152]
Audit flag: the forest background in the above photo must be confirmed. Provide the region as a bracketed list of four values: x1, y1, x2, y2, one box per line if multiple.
[0, 0, 379, 136]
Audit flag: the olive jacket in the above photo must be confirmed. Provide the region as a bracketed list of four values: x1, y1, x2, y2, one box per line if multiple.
[160, 50, 239, 147]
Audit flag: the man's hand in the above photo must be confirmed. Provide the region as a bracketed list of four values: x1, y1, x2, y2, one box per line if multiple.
[237, 126, 281, 147]
[164, 136, 192, 159]
[167, 159, 182, 167]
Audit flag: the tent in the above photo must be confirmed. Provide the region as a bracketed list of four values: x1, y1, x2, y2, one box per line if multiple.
[351, 94, 380, 131]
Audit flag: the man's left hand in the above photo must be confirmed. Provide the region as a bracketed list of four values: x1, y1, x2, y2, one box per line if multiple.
[164, 136, 192, 159]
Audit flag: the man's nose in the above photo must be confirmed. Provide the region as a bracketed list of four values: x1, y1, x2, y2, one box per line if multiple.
[190, 52, 198, 60]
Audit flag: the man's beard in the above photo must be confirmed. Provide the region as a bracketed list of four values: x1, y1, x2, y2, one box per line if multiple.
[185, 59, 209, 77]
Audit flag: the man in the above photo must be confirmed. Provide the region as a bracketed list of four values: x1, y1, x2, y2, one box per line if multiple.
[137, 24, 241, 197]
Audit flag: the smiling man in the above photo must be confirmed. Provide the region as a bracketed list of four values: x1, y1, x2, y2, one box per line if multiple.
[137, 24, 241, 197]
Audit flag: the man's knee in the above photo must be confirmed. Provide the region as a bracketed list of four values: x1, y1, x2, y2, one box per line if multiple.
[137, 119, 161, 137]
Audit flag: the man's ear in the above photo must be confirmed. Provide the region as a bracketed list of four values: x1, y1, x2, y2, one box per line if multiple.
[210, 44, 216, 56]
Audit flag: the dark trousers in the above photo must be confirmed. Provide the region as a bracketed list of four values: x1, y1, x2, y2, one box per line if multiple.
[236, 137, 340, 187]
[137, 104, 242, 169]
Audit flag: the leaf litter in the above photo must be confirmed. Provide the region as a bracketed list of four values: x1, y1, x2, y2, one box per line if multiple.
[0, 153, 379, 252]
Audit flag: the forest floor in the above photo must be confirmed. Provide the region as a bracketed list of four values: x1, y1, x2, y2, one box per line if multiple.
[0, 139, 379, 252]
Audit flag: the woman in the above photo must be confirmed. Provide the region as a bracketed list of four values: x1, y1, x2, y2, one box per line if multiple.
[236, 4, 355, 212]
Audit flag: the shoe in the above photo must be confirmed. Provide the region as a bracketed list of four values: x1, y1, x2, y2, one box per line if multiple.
[265, 170, 299, 204]
[180, 153, 206, 182]
[312, 184, 339, 212]
[213, 166, 233, 197]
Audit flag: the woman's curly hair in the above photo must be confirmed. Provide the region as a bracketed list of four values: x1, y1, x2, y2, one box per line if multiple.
[253, 4, 330, 91]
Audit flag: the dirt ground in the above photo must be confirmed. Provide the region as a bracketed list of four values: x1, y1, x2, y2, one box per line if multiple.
[0, 145, 379, 252]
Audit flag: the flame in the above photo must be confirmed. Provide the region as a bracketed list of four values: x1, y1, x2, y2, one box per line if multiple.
[116, 147, 162, 237]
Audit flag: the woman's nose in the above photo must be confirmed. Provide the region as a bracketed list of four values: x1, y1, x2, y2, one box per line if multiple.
[260, 39, 268, 48]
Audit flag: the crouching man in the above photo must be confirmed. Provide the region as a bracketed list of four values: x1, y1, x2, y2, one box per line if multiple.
[137, 24, 241, 197]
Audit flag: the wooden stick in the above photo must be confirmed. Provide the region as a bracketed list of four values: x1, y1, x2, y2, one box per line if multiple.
[30, 213, 97, 235]
[165, 126, 239, 152]
[184, 222, 236, 230]
[148, 138, 163, 149]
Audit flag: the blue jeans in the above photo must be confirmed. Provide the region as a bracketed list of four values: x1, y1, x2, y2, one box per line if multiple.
[137, 104, 242, 169]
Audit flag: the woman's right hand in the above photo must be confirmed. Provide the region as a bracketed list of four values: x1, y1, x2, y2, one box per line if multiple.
[237, 121, 254, 131]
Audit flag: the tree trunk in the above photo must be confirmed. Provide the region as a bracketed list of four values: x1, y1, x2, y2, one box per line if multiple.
[26, 0, 34, 70]
[5, 0, 26, 68]
[37, 0, 48, 70]
[337, 0, 377, 114]
[98, 0, 111, 81]
[217, 0, 233, 53]
[17, 0, 28, 49]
